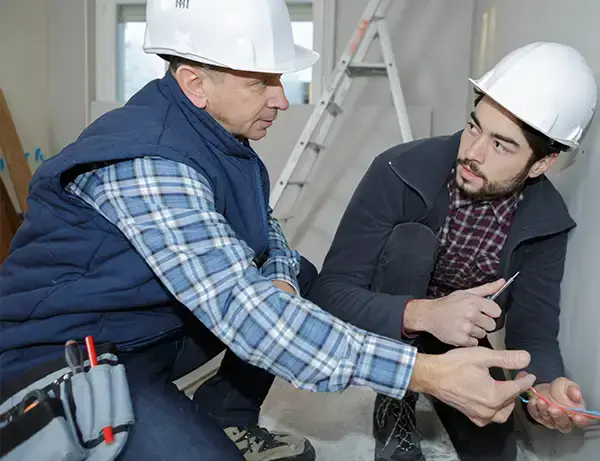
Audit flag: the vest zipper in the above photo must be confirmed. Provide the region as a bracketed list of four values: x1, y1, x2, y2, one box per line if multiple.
[253, 158, 268, 254]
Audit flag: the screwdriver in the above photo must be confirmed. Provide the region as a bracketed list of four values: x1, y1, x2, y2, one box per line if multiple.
[65, 339, 85, 375]
[489, 271, 520, 301]
[23, 341, 83, 416]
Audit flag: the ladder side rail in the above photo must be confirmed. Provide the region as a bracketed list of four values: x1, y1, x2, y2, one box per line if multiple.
[376, 18, 413, 142]
[269, 0, 387, 208]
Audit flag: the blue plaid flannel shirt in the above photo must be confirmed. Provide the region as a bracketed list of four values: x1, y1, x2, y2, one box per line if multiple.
[66, 156, 417, 398]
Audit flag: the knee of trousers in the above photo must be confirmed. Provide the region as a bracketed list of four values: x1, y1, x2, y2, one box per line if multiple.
[372, 222, 438, 298]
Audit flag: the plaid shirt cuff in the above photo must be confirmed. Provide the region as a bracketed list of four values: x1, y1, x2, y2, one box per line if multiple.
[352, 331, 417, 399]
[260, 254, 301, 294]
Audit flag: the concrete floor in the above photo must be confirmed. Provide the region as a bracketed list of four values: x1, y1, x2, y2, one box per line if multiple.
[177, 359, 533, 461]
[260, 378, 459, 461]
[260, 378, 533, 461]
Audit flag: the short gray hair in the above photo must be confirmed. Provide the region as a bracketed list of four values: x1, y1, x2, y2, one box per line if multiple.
[161, 55, 224, 80]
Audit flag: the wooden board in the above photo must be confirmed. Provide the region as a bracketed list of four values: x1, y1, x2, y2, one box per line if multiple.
[0, 89, 32, 212]
[0, 178, 20, 263]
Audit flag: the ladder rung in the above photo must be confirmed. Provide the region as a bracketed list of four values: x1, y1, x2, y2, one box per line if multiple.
[269, 0, 412, 222]
[347, 62, 388, 77]
[326, 102, 343, 116]
[306, 141, 325, 152]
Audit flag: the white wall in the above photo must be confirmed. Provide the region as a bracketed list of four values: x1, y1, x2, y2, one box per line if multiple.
[258, 0, 475, 267]
[47, 0, 94, 153]
[0, 0, 51, 210]
[471, 1, 600, 459]
[0, 0, 92, 212]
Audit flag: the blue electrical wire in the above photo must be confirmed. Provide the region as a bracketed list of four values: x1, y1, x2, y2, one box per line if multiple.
[519, 394, 600, 418]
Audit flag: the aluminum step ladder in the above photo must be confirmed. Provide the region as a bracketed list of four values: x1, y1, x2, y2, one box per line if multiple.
[270, 0, 413, 221]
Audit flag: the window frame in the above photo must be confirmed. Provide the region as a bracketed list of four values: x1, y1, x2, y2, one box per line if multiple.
[94, 0, 336, 104]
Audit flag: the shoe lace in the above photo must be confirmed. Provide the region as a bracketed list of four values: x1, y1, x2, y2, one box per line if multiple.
[242, 426, 285, 453]
[375, 394, 422, 453]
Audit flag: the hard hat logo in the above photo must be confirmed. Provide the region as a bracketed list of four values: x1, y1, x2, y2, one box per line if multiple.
[143, 0, 320, 74]
[469, 42, 598, 150]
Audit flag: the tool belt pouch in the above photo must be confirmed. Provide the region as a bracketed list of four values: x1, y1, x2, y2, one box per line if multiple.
[0, 348, 134, 461]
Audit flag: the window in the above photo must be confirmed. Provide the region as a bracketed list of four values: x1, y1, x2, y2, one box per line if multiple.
[111, 2, 315, 105]
[280, 3, 314, 105]
[116, 5, 166, 102]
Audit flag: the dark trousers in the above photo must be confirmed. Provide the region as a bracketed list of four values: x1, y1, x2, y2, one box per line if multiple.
[371, 223, 517, 461]
[115, 257, 317, 460]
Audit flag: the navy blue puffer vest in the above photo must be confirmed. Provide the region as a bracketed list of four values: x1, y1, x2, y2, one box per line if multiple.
[0, 73, 271, 380]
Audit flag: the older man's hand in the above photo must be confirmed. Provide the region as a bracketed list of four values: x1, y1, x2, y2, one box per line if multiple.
[410, 347, 536, 427]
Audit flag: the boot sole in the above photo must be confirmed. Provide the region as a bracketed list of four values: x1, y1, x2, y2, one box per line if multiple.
[264, 440, 316, 461]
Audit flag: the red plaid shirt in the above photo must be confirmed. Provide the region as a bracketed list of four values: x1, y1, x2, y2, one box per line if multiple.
[427, 172, 522, 299]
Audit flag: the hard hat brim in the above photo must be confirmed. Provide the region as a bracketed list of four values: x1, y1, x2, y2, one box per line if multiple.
[469, 77, 579, 150]
[144, 44, 320, 75]
[286, 45, 321, 74]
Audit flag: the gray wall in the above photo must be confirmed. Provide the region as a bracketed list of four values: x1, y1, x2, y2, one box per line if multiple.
[471, 1, 600, 459]
[255, 0, 476, 267]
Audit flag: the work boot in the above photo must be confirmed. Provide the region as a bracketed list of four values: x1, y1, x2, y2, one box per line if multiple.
[372, 391, 424, 461]
[224, 425, 316, 461]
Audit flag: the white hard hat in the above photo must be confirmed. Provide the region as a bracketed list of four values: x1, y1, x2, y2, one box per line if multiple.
[469, 42, 598, 150]
[143, 0, 319, 74]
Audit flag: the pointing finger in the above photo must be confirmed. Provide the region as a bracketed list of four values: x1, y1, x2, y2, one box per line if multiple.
[479, 349, 532, 371]
[466, 279, 506, 297]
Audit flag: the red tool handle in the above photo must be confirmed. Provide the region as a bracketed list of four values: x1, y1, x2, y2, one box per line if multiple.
[84, 336, 98, 367]
[84, 335, 114, 444]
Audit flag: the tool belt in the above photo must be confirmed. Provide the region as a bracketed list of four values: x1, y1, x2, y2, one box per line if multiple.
[0, 342, 135, 461]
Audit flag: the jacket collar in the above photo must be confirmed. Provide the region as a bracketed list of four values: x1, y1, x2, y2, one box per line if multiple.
[157, 72, 254, 158]
[388, 131, 576, 236]
[388, 132, 460, 209]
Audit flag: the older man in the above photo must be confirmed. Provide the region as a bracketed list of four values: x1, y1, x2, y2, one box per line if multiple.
[308, 42, 597, 461]
[0, 1, 536, 460]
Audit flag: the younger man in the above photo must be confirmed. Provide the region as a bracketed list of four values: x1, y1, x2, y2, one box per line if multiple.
[308, 42, 597, 461]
